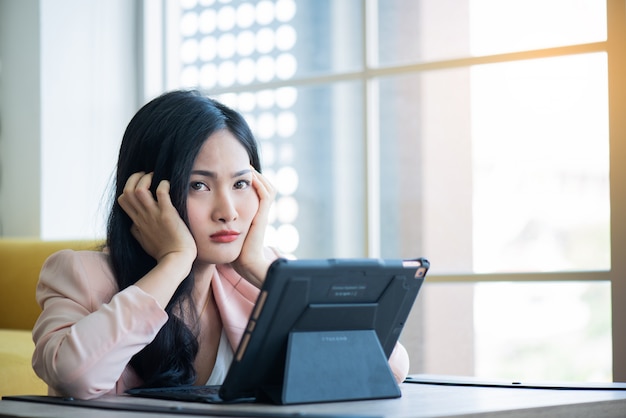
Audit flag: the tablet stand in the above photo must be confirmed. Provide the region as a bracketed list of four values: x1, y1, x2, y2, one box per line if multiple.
[277, 329, 401, 404]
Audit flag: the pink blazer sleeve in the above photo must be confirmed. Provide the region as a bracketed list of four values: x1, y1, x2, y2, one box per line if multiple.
[31, 250, 168, 399]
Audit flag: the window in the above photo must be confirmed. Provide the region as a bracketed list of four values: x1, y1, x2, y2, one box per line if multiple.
[147, 0, 625, 382]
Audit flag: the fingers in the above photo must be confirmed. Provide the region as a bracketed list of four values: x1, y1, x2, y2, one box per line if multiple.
[250, 166, 276, 203]
[118, 172, 158, 221]
[155, 179, 174, 209]
[129, 172, 156, 206]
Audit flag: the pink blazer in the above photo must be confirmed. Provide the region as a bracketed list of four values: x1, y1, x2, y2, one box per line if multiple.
[32, 250, 410, 399]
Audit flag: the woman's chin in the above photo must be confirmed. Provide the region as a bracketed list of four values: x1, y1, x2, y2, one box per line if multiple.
[196, 246, 242, 266]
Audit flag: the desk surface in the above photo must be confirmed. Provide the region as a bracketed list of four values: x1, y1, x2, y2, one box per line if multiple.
[2, 377, 626, 418]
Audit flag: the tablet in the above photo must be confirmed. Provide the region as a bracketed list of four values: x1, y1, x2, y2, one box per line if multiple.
[129, 257, 429, 404]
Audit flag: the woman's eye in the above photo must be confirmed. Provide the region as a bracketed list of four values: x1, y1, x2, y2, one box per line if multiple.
[190, 181, 208, 191]
[234, 179, 251, 190]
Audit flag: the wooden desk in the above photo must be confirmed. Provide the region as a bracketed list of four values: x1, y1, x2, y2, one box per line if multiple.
[2, 378, 626, 418]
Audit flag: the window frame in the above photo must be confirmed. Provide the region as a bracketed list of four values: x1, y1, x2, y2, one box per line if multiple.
[607, 0, 626, 382]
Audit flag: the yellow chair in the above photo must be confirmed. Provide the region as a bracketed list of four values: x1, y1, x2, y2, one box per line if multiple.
[0, 239, 102, 396]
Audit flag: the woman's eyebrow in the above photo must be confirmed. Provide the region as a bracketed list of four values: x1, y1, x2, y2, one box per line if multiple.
[190, 170, 215, 178]
[191, 169, 252, 178]
[233, 168, 252, 177]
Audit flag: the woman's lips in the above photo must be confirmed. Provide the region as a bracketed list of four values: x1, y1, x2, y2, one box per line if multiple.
[210, 231, 240, 243]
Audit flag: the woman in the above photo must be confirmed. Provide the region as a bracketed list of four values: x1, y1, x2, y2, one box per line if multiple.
[32, 90, 409, 399]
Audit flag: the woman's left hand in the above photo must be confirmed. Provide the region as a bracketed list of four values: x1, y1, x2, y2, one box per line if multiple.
[230, 166, 276, 288]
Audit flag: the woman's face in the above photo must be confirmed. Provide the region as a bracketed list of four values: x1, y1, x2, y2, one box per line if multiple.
[186, 129, 259, 266]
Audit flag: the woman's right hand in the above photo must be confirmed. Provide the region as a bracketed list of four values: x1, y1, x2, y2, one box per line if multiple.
[117, 172, 197, 267]
[117, 172, 197, 308]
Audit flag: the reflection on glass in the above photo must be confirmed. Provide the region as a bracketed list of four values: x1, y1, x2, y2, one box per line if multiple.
[474, 281, 612, 382]
[269, 82, 365, 258]
[470, 0, 606, 56]
[472, 53, 610, 273]
[375, 0, 606, 66]
[378, 73, 426, 261]
[410, 281, 612, 382]
[176, 0, 362, 88]
[378, 54, 609, 274]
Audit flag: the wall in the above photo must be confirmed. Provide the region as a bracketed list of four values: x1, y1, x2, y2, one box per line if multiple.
[0, 0, 42, 237]
[0, 0, 139, 239]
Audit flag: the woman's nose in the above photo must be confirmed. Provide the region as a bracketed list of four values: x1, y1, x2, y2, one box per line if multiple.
[212, 192, 238, 223]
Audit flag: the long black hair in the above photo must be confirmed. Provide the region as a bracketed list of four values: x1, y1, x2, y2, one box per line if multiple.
[106, 90, 261, 387]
